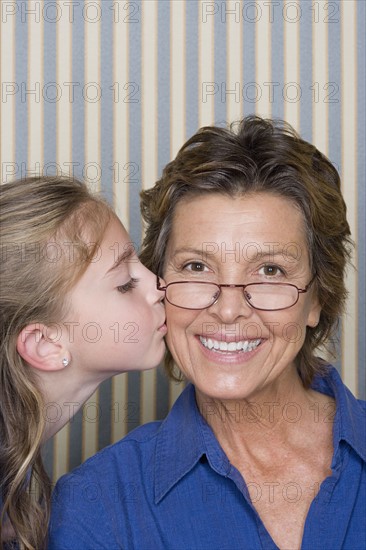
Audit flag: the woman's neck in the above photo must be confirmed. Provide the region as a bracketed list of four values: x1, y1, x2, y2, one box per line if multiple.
[195, 370, 330, 454]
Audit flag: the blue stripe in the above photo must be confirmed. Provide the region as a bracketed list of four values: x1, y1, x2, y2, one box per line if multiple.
[271, 1, 284, 120]
[68, 409, 83, 471]
[71, 11, 85, 181]
[214, 8, 226, 125]
[299, 2, 313, 141]
[98, 381, 112, 450]
[242, 6, 255, 116]
[357, 0, 366, 399]
[156, 367, 170, 421]
[157, 1, 171, 176]
[327, 0, 342, 175]
[128, 0, 142, 247]
[185, 1, 199, 137]
[100, 0, 114, 205]
[43, 1, 57, 174]
[15, 6, 28, 175]
[42, 439, 54, 481]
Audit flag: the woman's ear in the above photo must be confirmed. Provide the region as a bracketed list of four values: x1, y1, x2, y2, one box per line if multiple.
[16, 323, 71, 372]
[306, 297, 321, 328]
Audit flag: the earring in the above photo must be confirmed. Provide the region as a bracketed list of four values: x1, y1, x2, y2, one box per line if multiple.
[62, 358, 69, 367]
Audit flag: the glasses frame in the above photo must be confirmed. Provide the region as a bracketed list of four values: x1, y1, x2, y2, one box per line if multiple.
[156, 274, 317, 312]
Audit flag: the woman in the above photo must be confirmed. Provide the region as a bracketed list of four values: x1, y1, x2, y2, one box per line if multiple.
[49, 118, 365, 549]
[0, 176, 166, 549]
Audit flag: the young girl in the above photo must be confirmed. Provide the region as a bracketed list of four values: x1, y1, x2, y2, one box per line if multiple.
[0, 176, 166, 549]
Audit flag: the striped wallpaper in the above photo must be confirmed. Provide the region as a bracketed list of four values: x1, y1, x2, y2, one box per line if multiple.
[0, 0, 365, 482]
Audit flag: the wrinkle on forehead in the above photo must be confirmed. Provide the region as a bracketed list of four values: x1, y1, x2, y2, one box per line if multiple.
[166, 193, 310, 268]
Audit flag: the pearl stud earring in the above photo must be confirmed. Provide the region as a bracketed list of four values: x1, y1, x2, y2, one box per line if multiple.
[62, 358, 69, 367]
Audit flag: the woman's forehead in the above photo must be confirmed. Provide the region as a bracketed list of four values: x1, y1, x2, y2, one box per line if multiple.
[164, 193, 311, 271]
[170, 193, 308, 247]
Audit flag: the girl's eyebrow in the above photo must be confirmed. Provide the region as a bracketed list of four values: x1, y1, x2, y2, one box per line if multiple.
[105, 247, 135, 275]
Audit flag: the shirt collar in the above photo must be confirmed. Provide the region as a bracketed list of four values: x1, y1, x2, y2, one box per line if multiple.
[154, 365, 366, 503]
[311, 365, 366, 462]
[154, 383, 223, 503]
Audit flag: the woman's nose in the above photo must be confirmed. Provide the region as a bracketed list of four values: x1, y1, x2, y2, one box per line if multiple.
[208, 286, 253, 323]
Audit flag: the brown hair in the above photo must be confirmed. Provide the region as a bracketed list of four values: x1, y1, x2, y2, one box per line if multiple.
[0, 176, 112, 549]
[140, 116, 352, 385]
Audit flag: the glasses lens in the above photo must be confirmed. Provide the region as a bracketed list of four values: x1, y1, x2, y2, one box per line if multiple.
[166, 282, 219, 309]
[245, 284, 298, 310]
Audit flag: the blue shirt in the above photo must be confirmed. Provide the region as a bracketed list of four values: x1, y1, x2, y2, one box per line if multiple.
[49, 366, 366, 550]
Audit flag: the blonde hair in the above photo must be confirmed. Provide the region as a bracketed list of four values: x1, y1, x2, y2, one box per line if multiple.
[0, 176, 112, 549]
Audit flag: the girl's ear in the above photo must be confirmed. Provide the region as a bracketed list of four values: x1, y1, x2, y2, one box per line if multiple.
[16, 323, 70, 372]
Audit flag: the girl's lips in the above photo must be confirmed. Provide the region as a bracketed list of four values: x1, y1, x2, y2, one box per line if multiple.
[158, 322, 168, 334]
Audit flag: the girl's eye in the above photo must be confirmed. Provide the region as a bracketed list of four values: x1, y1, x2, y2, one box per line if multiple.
[259, 265, 284, 277]
[117, 278, 139, 294]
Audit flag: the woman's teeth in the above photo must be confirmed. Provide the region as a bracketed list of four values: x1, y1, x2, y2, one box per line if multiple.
[199, 337, 261, 352]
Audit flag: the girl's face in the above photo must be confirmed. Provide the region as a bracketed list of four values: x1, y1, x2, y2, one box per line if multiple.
[63, 217, 166, 377]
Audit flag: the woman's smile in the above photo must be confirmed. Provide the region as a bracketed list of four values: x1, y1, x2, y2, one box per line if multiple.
[198, 335, 262, 353]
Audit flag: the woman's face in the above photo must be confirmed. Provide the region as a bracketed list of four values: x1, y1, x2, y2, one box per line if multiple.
[163, 193, 321, 402]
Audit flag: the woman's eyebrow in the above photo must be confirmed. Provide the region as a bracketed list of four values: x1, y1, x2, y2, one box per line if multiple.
[172, 245, 302, 262]
[245, 249, 302, 262]
[172, 247, 208, 257]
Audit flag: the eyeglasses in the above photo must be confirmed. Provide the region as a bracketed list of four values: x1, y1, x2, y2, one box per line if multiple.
[156, 275, 316, 311]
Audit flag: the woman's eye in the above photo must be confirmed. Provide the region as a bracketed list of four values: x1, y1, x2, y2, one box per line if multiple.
[183, 262, 207, 272]
[117, 278, 139, 293]
[259, 265, 284, 277]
